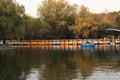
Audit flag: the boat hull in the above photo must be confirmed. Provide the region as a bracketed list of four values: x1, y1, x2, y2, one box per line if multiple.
[81, 44, 95, 47]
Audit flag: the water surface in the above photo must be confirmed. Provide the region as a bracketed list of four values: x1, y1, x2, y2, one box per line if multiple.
[0, 45, 120, 80]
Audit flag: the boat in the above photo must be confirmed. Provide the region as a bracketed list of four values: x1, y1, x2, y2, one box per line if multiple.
[81, 43, 95, 47]
[52, 40, 60, 45]
[115, 40, 120, 44]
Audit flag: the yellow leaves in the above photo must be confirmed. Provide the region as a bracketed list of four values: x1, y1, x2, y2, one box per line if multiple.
[38, 0, 99, 39]
[83, 30, 89, 38]
[57, 21, 66, 26]
[102, 16, 110, 23]
[69, 5, 97, 39]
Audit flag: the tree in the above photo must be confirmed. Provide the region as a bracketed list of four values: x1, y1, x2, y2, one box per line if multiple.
[0, 0, 25, 40]
[115, 13, 120, 29]
[24, 16, 51, 40]
[37, 0, 77, 39]
[69, 5, 97, 39]
[97, 22, 113, 38]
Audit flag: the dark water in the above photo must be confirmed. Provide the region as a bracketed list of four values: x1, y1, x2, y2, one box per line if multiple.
[0, 45, 120, 80]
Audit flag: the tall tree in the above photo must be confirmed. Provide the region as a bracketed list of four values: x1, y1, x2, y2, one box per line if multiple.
[69, 5, 97, 39]
[24, 16, 51, 40]
[115, 13, 120, 29]
[0, 0, 25, 40]
[37, 0, 77, 39]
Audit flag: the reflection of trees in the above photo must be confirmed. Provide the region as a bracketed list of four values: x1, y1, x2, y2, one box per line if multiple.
[38, 50, 76, 80]
[0, 50, 30, 80]
[0, 46, 120, 80]
[36, 49, 98, 80]
[68, 51, 98, 80]
[95, 46, 120, 72]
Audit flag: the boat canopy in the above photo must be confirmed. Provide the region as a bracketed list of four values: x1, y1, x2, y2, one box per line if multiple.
[106, 28, 120, 32]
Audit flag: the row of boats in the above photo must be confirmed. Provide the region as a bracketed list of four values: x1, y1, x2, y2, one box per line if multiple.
[1, 40, 120, 47]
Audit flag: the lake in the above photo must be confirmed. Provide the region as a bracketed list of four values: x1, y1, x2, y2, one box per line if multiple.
[0, 45, 120, 80]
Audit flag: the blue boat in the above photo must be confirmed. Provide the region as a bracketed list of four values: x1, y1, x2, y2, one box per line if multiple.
[81, 43, 95, 47]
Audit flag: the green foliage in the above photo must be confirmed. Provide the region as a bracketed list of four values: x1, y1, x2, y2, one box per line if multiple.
[0, 0, 120, 40]
[115, 13, 120, 29]
[38, 0, 77, 39]
[0, 0, 25, 40]
[24, 16, 51, 40]
[97, 22, 113, 38]
[69, 5, 97, 39]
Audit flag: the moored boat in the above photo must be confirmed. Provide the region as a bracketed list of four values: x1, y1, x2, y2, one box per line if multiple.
[81, 43, 95, 47]
[93, 41, 99, 45]
[52, 40, 60, 45]
[107, 41, 111, 45]
[115, 40, 120, 44]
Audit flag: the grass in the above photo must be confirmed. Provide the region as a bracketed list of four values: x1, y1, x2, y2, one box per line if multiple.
[0, 45, 13, 50]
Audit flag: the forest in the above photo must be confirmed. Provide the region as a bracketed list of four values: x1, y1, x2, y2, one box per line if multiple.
[0, 0, 120, 40]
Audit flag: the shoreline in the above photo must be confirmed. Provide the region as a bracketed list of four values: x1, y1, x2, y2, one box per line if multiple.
[0, 45, 13, 51]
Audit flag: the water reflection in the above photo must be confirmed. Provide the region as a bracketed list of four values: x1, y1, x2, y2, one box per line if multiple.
[0, 45, 120, 80]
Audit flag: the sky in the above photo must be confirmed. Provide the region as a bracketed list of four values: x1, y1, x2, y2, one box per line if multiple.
[16, 0, 120, 17]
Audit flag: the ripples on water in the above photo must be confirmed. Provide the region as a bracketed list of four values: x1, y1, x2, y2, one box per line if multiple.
[0, 45, 120, 80]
